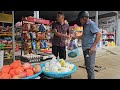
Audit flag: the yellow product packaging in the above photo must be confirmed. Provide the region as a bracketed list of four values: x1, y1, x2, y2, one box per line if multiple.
[24, 50, 29, 55]
[37, 41, 40, 49]
[111, 41, 114, 46]
[113, 42, 115, 46]
[28, 42, 32, 49]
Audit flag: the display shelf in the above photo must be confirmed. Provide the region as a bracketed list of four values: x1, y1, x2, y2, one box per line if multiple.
[1, 47, 12, 49]
[0, 12, 15, 63]
[102, 38, 114, 40]
[4, 55, 12, 58]
[21, 16, 51, 57]
[0, 34, 12, 37]
[0, 32, 12, 34]
[0, 32, 12, 36]
[5, 45, 12, 48]
[15, 25, 22, 51]
[102, 29, 115, 46]
[22, 17, 50, 25]
[4, 58, 12, 60]
[16, 26, 22, 29]
[102, 33, 115, 35]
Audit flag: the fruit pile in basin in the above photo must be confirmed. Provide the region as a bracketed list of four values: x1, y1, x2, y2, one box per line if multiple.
[41, 58, 77, 78]
[0, 60, 41, 79]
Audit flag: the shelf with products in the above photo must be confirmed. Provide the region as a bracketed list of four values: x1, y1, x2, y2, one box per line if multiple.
[15, 22, 25, 52]
[0, 12, 16, 66]
[0, 32, 12, 36]
[15, 27, 22, 51]
[0, 46, 12, 49]
[102, 33, 115, 35]
[4, 58, 13, 60]
[21, 16, 52, 63]
[102, 29, 116, 46]
[102, 39, 114, 40]
[0, 25, 13, 60]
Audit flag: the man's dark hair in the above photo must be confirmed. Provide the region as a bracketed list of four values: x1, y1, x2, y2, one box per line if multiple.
[57, 12, 65, 17]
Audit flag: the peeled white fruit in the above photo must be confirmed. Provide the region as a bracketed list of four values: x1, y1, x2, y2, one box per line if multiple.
[56, 62, 61, 69]
[49, 63, 55, 68]
[69, 64, 75, 70]
[70, 64, 75, 68]
[43, 59, 75, 73]
[50, 66, 58, 72]
[59, 58, 64, 60]
[49, 65, 55, 71]
[60, 67, 70, 72]
[50, 60, 56, 65]
[64, 62, 70, 68]
[45, 67, 49, 71]
[59, 59, 66, 67]
[58, 67, 64, 72]
[48, 66, 52, 71]
[51, 56, 57, 61]
[51, 58, 57, 62]
[45, 62, 49, 68]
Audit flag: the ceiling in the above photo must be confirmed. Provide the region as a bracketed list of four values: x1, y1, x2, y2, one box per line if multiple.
[0, 11, 119, 23]
[40, 11, 118, 20]
[39, 11, 79, 21]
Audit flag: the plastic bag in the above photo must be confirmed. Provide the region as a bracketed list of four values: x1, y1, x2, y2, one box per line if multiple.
[67, 48, 80, 58]
[67, 39, 80, 58]
[67, 40, 77, 50]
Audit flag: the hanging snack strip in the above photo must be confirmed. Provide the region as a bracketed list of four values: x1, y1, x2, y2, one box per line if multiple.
[22, 17, 50, 56]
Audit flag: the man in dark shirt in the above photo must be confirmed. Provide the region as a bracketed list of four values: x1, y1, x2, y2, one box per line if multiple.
[52, 12, 70, 60]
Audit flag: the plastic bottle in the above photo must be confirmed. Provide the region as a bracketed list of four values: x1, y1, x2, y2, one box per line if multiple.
[108, 41, 110, 46]
[106, 41, 109, 46]
[111, 41, 113, 46]
[113, 42, 115, 46]
[110, 42, 112, 46]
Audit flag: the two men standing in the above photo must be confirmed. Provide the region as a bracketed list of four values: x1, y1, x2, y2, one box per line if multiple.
[51, 11, 101, 79]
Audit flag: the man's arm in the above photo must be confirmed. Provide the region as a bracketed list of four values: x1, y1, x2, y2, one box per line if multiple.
[52, 23, 69, 38]
[89, 22, 102, 54]
[67, 25, 70, 35]
[72, 34, 82, 40]
[53, 29, 69, 38]
[91, 32, 102, 48]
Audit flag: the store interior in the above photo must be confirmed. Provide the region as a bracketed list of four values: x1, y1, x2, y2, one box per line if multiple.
[0, 11, 120, 79]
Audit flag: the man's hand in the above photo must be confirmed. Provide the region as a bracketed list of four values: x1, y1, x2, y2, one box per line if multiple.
[71, 35, 82, 40]
[64, 35, 71, 39]
[71, 36, 76, 39]
[89, 46, 95, 54]
[71, 36, 77, 40]
[89, 32, 101, 54]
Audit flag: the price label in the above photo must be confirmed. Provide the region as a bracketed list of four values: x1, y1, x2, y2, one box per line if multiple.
[0, 50, 4, 69]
